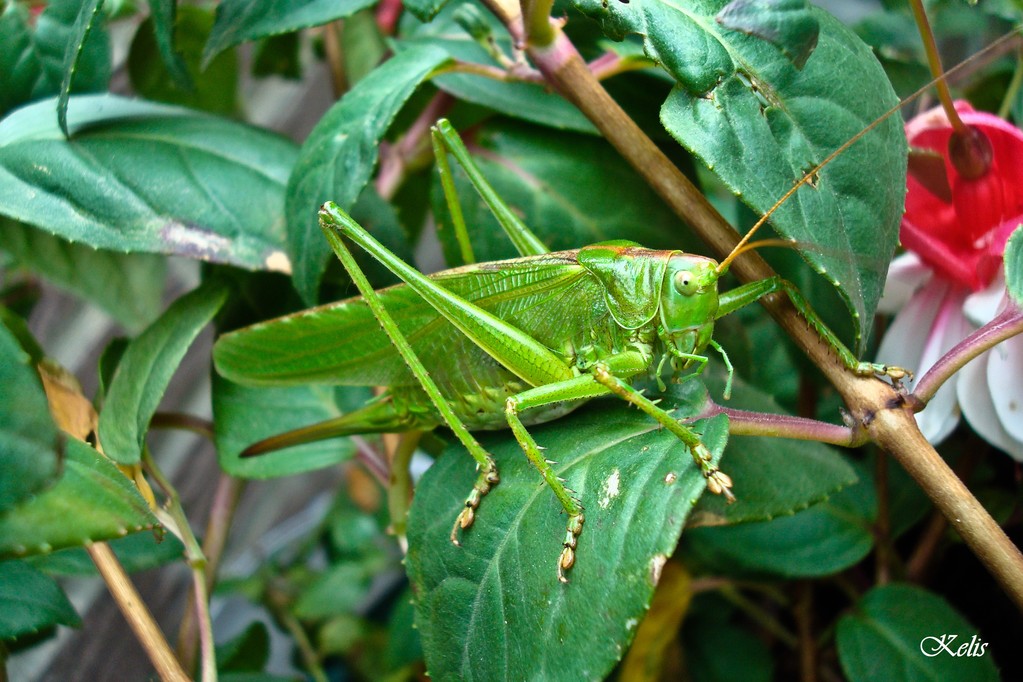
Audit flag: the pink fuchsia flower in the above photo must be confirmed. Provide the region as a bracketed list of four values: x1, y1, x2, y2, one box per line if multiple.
[877, 102, 1023, 459]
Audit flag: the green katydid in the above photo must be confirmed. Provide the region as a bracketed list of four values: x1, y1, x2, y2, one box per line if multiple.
[213, 119, 903, 582]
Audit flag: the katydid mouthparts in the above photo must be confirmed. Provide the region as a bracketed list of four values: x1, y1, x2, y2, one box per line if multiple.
[213, 120, 903, 582]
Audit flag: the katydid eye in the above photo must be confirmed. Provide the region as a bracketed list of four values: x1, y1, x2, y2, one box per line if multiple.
[673, 271, 697, 296]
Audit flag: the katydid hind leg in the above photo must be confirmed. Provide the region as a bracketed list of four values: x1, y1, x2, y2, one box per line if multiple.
[432, 119, 549, 258]
[319, 204, 501, 545]
[240, 394, 424, 457]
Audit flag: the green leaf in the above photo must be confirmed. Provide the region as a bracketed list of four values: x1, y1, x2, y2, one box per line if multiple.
[253, 32, 302, 80]
[432, 120, 699, 266]
[285, 45, 450, 303]
[404, 0, 453, 22]
[681, 460, 876, 577]
[0, 0, 111, 118]
[0, 318, 60, 514]
[294, 563, 373, 619]
[28, 530, 184, 575]
[98, 283, 228, 464]
[57, 0, 105, 137]
[688, 373, 858, 525]
[407, 399, 727, 681]
[203, 0, 377, 67]
[716, 0, 820, 69]
[837, 584, 999, 682]
[398, 4, 597, 134]
[0, 95, 297, 272]
[212, 375, 366, 478]
[340, 10, 387, 85]
[0, 559, 81, 639]
[1005, 224, 1023, 306]
[217, 621, 271, 673]
[682, 596, 773, 682]
[129, 6, 239, 116]
[573, 0, 907, 350]
[0, 437, 159, 557]
[148, 0, 192, 90]
[0, 218, 166, 332]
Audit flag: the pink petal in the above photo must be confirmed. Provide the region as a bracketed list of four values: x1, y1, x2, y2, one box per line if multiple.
[901, 101, 1023, 291]
[958, 351, 1023, 461]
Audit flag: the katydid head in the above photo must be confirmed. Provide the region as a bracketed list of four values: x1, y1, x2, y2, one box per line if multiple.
[658, 253, 720, 359]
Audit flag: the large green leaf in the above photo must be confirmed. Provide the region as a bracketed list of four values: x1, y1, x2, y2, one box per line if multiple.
[28, 530, 184, 575]
[572, 0, 907, 349]
[212, 375, 368, 478]
[0, 0, 110, 118]
[837, 584, 999, 682]
[129, 7, 239, 117]
[398, 2, 596, 134]
[0, 559, 81, 639]
[681, 460, 876, 577]
[203, 0, 377, 66]
[688, 373, 858, 525]
[0, 95, 297, 272]
[407, 393, 727, 681]
[0, 218, 165, 332]
[285, 45, 450, 303]
[0, 319, 60, 513]
[432, 119, 698, 266]
[56, 0, 105, 136]
[0, 437, 159, 557]
[98, 283, 228, 464]
[148, 0, 192, 90]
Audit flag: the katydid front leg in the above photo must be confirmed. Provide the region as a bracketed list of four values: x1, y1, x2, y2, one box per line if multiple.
[717, 277, 911, 382]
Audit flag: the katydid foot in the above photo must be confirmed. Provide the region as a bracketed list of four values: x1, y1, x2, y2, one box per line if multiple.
[558, 512, 586, 583]
[855, 361, 913, 383]
[450, 461, 500, 545]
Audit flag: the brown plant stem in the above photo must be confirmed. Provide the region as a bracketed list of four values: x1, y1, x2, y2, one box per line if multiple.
[266, 581, 329, 682]
[523, 21, 1023, 611]
[322, 21, 347, 97]
[867, 399, 1023, 609]
[87, 543, 189, 682]
[177, 474, 246, 673]
[908, 0, 965, 133]
[376, 91, 455, 201]
[874, 452, 892, 585]
[795, 582, 816, 682]
[144, 451, 217, 682]
[906, 442, 988, 581]
[702, 402, 861, 447]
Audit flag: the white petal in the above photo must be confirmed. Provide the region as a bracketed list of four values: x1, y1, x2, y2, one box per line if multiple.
[962, 271, 1007, 326]
[916, 381, 962, 443]
[985, 332, 1023, 442]
[877, 279, 951, 377]
[877, 281, 970, 444]
[878, 253, 932, 314]
[959, 351, 1023, 461]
